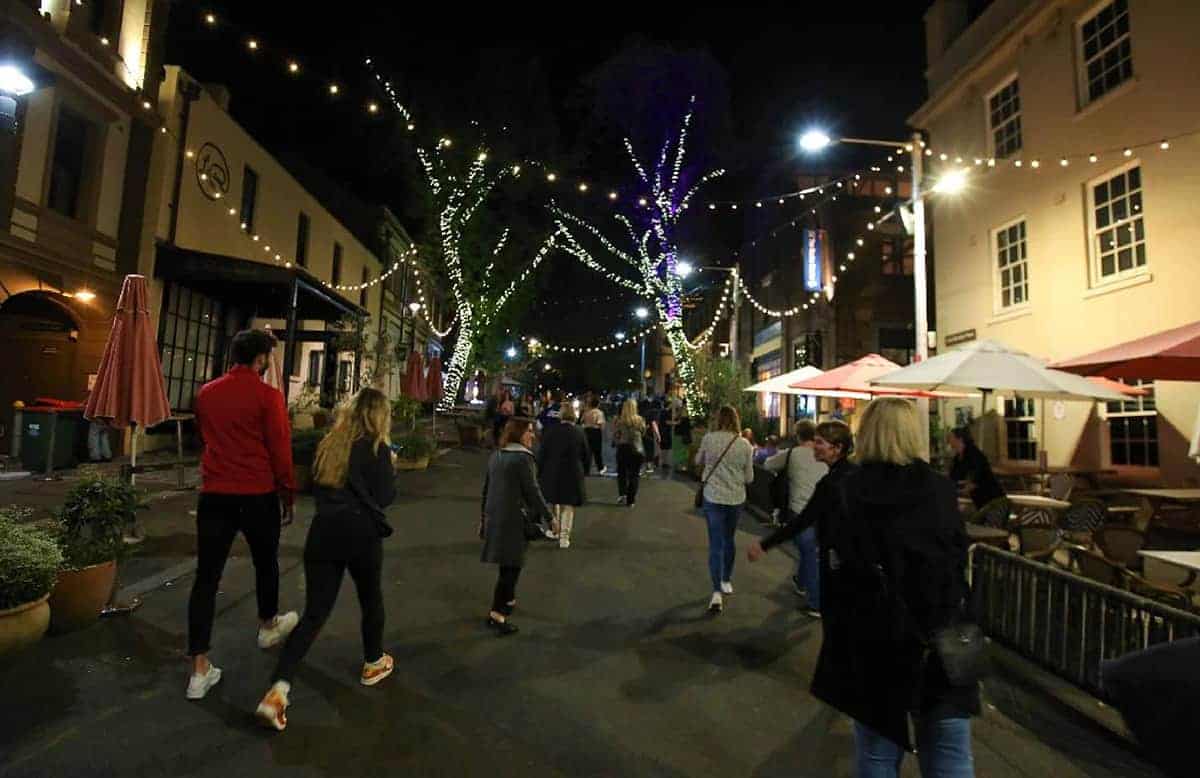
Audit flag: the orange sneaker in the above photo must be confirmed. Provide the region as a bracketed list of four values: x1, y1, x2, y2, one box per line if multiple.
[255, 683, 289, 731]
[360, 653, 394, 687]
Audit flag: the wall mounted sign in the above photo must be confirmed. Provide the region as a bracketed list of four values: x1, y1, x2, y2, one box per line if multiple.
[802, 229, 823, 292]
[944, 328, 977, 347]
[195, 142, 231, 201]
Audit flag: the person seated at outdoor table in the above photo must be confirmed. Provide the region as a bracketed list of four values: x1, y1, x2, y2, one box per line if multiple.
[947, 426, 1005, 509]
[754, 435, 779, 465]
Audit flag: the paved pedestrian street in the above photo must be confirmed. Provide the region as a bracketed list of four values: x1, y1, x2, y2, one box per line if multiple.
[0, 449, 1164, 777]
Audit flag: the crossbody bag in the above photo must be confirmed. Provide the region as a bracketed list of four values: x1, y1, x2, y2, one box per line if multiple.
[695, 435, 739, 509]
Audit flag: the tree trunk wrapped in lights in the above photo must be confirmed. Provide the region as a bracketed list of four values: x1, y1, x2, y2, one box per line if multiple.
[549, 98, 723, 417]
[419, 146, 562, 412]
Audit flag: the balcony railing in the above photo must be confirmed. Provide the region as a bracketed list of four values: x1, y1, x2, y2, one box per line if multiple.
[969, 544, 1200, 699]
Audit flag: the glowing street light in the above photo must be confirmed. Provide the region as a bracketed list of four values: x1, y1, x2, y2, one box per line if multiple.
[0, 65, 35, 96]
[931, 168, 969, 195]
[798, 129, 832, 152]
[505, 346, 518, 359]
[675, 260, 694, 278]
[635, 306, 649, 320]
[614, 332, 626, 341]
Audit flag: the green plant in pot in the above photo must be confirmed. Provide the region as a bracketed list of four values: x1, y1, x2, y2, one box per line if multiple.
[49, 473, 141, 633]
[392, 432, 436, 470]
[0, 507, 63, 660]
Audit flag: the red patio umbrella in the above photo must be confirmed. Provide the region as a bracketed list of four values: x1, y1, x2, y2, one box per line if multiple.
[84, 275, 171, 431]
[425, 355, 443, 403]
[404, 351, 427, 401]
[788, 353, 949, 399]
[1051, 320, 1200, 381]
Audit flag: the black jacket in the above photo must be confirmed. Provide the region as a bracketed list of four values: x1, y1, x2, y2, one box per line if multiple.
[949, 443, 1004, 509]
[537, 421, 589, 506]
[761, 457, 857, 550]
[811, 460, 980, 752]
[306, 438, 396, 561]
[481, 445, 553, 566]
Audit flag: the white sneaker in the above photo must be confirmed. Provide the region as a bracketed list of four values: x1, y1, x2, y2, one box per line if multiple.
[186, 664, 222, 700]
[721, 581, 734, 595]
[257, 611, 300, 649]
[255, 681, 290, 730]
[708, 592, 724, 613]
[559, 537, 570, 549]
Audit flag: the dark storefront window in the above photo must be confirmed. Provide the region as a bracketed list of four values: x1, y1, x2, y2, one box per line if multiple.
[159, 284, 225, 411]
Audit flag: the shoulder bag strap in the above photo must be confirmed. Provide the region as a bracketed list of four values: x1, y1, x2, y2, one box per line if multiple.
[702, 435, 740, 489]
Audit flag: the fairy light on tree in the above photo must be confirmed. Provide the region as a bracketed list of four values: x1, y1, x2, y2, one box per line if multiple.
[550, 96, 723, 416]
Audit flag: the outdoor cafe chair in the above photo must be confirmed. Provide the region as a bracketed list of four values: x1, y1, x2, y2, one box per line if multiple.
[1067, 545, 1195, 612]
[1012, 525, 1061, 562]
[1096, 525, 1148, 571]
[1060, 497, 1107, 547]
[967, 496, 1011, 529]
[1048, 473, 1075, 502]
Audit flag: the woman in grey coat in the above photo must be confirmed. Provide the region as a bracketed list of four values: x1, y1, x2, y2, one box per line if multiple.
[480, 418, 554, 635]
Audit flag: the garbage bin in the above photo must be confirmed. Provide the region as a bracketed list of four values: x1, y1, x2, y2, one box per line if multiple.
[20, 408, 84, 472]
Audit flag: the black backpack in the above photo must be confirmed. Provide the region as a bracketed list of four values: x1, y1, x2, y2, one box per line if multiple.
[769, 447, 793, 513]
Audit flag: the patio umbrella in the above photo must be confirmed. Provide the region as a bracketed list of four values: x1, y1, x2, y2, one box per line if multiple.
[1189, 403, 1199, 462]
[425, 355, 444, 403]
[404, 351, 427, 401]
[1087, 376, 1149, 397]
[744, 365, 824, 394]
[1051, 320, 1200, 381]
[868, 340, 1127, 402]
[788, 354, 952, 399]
[84, 275, 172, 474]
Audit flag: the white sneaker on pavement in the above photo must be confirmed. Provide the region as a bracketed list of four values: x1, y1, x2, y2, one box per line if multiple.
[257, 611, 299, 649]
[708, 592, 724, 613]
[186, 664, 222, 700]
[721, 581, 734, 595]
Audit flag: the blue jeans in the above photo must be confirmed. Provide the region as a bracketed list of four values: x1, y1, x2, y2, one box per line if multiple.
[853, 717, 974, 778]
[793, 525, 820, 610]
[702, 500, 740, 592]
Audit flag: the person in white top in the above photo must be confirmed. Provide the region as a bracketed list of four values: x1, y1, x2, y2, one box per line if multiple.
[763, 420, 827, 608]
[694, 404, 755, 614]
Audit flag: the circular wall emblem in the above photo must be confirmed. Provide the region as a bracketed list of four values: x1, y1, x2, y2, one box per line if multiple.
[194, 142, 230, 201]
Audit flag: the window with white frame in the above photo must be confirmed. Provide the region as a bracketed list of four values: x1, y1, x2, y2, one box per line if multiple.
[994, 219, 1029, 310]
[1089, 163, 1145, 282]
[1003, 397, 1038, 462]
[1104, 380, 1157, 467]
[1079, 0, 1133, 105]
[987, 77, 1022, 159]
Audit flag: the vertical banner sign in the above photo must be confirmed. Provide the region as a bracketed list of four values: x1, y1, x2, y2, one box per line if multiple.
[802, 229, 823, 292]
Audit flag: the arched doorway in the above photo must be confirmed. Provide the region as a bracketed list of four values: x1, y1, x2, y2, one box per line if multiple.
[0, 291, 83, 448]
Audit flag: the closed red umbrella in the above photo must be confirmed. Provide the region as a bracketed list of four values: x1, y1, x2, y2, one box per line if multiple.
[404, 351, 427, 401]
[425, 355, 443, 403]
[84, 275, 171, 430]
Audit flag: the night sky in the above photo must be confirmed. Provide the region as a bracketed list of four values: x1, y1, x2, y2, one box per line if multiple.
[165, 2, 934, 385]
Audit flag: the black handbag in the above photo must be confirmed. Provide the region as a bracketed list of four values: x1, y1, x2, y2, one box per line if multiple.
[695, 435, 738, 509]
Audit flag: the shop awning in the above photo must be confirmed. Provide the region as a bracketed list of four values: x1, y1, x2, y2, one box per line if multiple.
[154, 244, 367, 322]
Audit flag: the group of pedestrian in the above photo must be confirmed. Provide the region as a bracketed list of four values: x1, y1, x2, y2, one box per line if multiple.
[182, 329, 398, 735]
[184, 332, 978, 771]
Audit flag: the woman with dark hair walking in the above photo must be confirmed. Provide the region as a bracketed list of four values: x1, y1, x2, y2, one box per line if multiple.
[255, 388, 397, 730]
[694, 404, 755, 614]
[480, 418, 554, 635]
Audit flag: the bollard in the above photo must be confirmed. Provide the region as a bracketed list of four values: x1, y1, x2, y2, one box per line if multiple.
[10, 403, 22, 459]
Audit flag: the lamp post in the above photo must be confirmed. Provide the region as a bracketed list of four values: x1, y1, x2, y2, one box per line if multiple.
[800, 129, 967, 455]
[635, 307, 649, 397]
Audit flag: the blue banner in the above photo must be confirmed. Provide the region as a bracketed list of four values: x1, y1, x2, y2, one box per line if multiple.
[803, 229, 823, 292]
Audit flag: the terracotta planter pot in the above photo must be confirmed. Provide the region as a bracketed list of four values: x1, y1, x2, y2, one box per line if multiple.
[394, 456, 430, 471]
[49, 559, 117, 634]
[0, 595, 51, 661]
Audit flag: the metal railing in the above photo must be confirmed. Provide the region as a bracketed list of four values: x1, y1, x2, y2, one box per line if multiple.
[969, 544, 1200, 699]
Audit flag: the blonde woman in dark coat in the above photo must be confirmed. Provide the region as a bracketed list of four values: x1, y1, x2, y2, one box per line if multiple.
[480, 418, 554, 635]
[537, 404, 589, 548]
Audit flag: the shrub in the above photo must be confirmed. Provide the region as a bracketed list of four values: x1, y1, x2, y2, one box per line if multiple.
[56, 473, 141, 569]
[0, 507, 63, 610]
[392, 433, 436, 460]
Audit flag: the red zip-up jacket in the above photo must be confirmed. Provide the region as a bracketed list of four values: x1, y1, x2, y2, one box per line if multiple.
[195, 365, 295, 505]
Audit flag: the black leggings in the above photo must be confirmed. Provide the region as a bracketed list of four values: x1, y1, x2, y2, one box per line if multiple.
[585, 427, 604, 471]
[274, 541, 385, 682]
[188, 492, 281, 656]
[491, 566, 522, 613]
[617, 444, 643, 503]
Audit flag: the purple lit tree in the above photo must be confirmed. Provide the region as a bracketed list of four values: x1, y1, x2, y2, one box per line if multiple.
[550, 98, 723, 415]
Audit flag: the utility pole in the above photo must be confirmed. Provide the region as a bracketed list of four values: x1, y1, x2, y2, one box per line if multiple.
[911, 130, 931, 458]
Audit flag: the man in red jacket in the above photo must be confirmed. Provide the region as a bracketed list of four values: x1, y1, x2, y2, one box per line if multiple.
[186, 329, 299, 700]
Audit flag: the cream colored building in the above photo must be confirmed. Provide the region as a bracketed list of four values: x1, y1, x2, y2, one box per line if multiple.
[914, 0, 1200, 484]
[0, 0, 168, 452]
[145, 66, 388, 412]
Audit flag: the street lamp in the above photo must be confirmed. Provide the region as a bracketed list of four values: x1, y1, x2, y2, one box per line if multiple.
[801, 127, 962, 455]
[674, 260, 695, 279]
[0, 64, 35, 135]
[635, 306, 648, 320]
[505, 346, 518, 359]
[615, 331, 626, 341]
